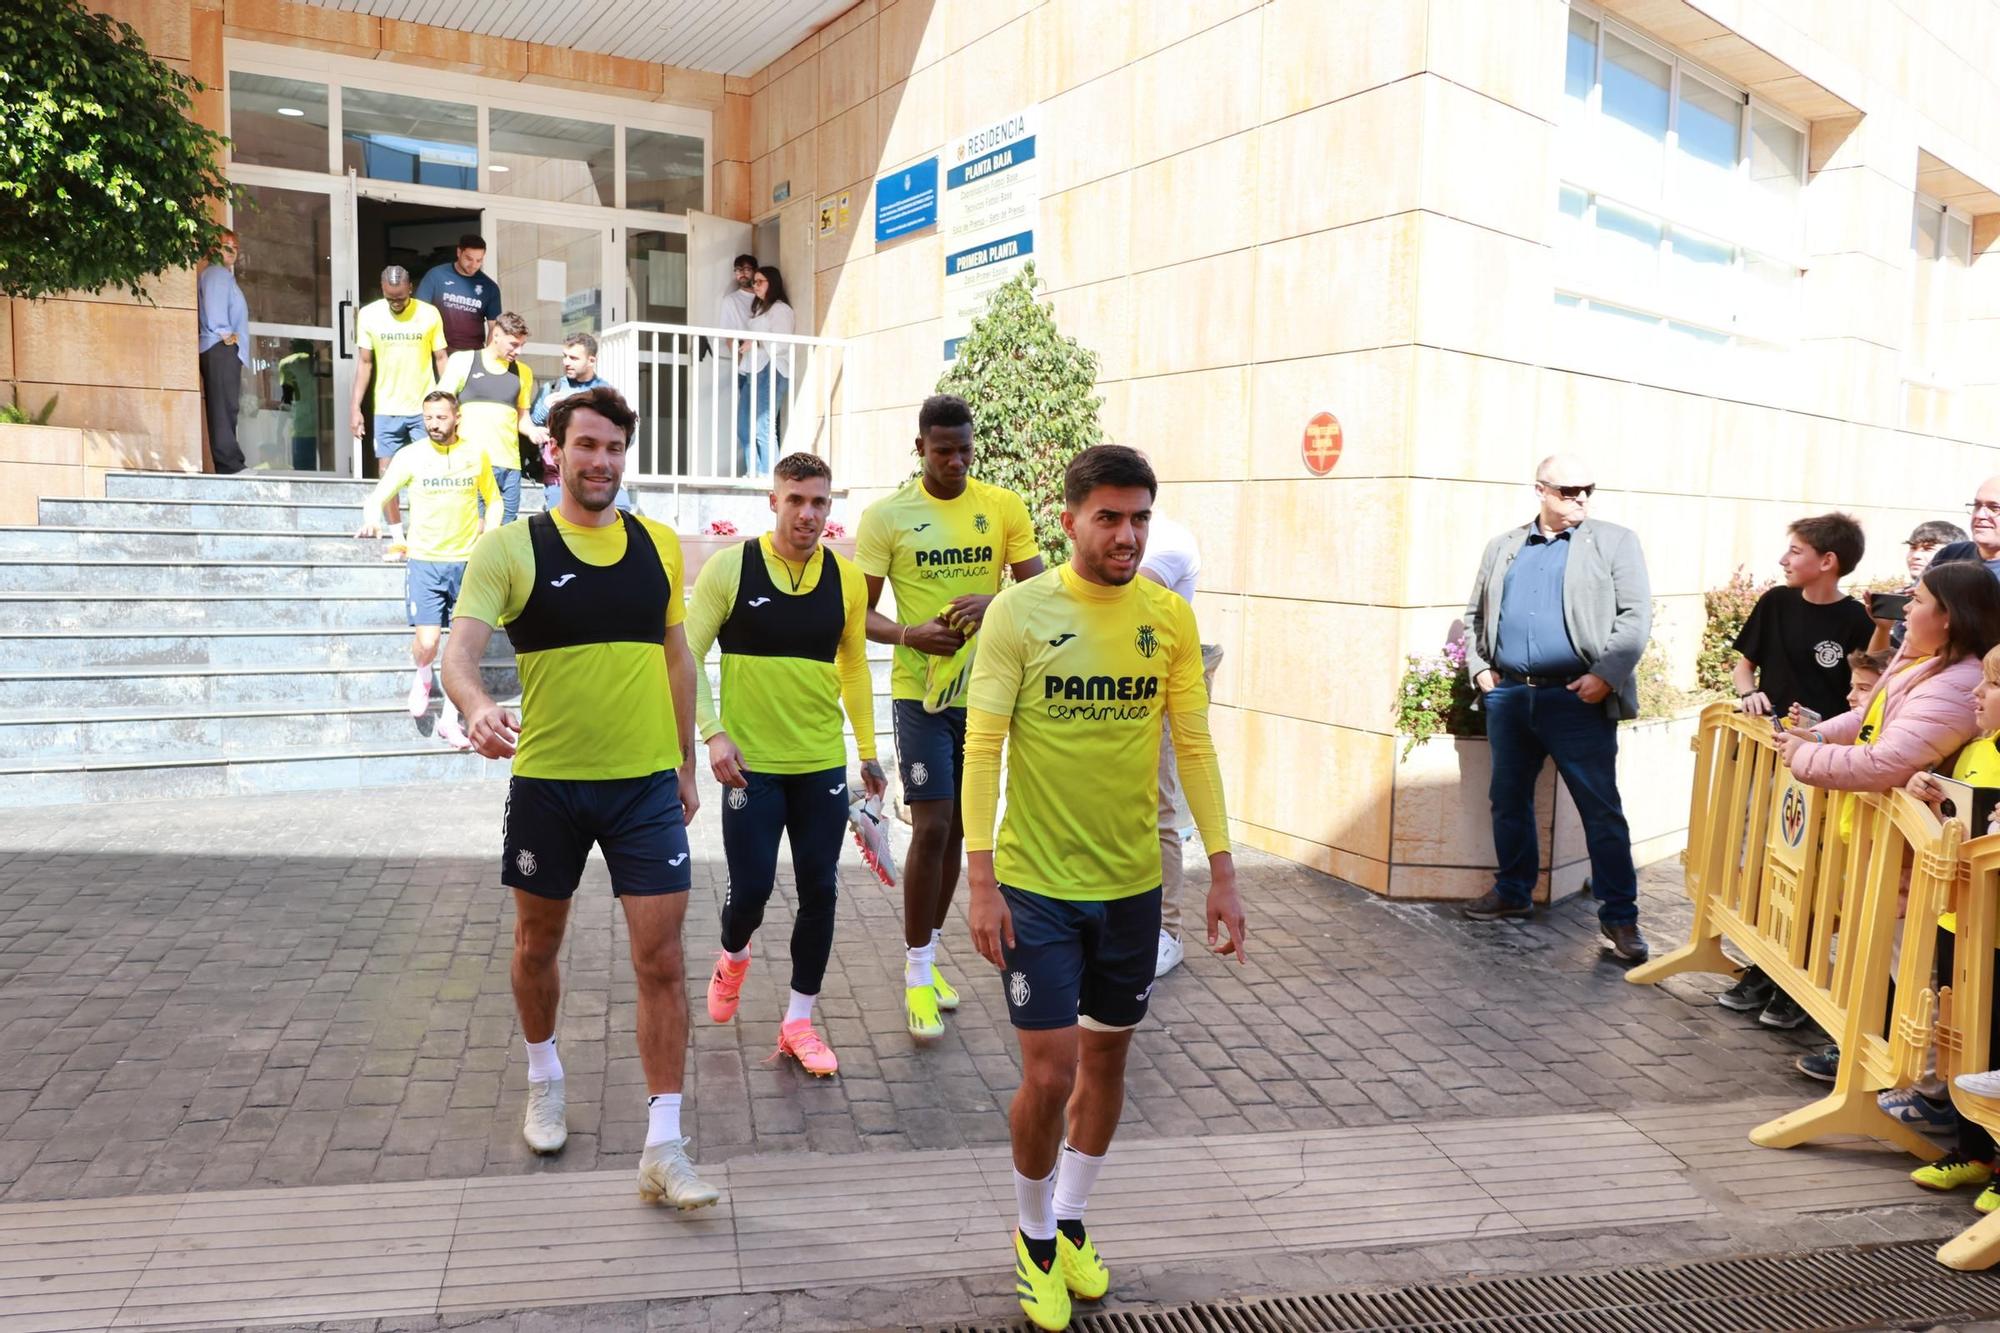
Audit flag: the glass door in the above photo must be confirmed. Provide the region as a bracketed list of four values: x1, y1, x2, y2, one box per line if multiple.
[230, 174, 354, 472]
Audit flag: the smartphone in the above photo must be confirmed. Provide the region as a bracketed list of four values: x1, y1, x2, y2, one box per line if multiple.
[1872, 592, 1912, 622]
[1796, 707, 1823, 728]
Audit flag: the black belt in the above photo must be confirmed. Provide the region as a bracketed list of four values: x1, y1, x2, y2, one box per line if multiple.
[1499, 670, 1582, 688]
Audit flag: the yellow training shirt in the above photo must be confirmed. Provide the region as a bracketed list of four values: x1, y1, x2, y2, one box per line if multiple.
[685, 536, 876, 773]
[456, 510, 687, 780]
[1941, 734, 2000, 938]
[365, 436, 496, 563]
[355, 299, 444, 416]
[962, 564, 1229, 900]
[439, 348, 535, 473]
[853, 476, 1038, 701]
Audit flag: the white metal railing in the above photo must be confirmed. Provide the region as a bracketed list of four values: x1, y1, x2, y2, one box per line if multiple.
[596, 320, 851, 498]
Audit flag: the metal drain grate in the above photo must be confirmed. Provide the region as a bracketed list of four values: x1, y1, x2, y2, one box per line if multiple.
[929, 1240, 2000, 1333]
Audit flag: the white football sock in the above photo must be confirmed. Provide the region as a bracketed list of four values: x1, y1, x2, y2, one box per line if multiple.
[524, 1036, 562, 1084]
[1013, 1166, 1058, 1241]
[724, 943, 751, 962]
[785, 989, 815, 1024]
[1051, 1142, 1107, 1222]
[905, 943, 934, 989]
[646, 1093, 682, 1146]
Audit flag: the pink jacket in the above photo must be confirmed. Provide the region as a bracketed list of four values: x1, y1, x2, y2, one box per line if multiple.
[1788, 651, 1982, 792]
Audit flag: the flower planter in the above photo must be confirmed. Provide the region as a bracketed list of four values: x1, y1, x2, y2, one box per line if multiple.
[1385, 709, 1702, 901]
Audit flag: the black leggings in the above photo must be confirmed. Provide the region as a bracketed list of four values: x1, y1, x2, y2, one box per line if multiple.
[1936, 926, 2000, 1162]
[718, 766, 849, 996]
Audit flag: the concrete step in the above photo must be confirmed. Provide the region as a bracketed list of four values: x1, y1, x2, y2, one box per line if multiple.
[0, 699, 482, 761]
[0, 560, 408, 595]
[0, 594, 410, 631]
[0, 627, 512, 670]
[104, 472, 378, 504]
[39, 496, 365, 533]
[0, 741, 506, 806]
[0, 661, 520, 711]
[0, 526, 398, 563]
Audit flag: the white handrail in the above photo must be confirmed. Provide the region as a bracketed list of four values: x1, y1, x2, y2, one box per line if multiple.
[595, 320, 851, 525]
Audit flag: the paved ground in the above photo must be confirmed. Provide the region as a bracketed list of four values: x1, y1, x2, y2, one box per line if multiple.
[0, 780, 1823, 1206]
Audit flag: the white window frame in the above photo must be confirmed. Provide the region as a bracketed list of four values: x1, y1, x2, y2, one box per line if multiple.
[1555, 2, 1808, 354]
[224, 40, 711, 235]
[1905, 190, 1976, 389]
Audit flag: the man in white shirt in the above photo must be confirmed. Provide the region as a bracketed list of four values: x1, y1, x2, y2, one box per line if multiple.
[718, 255, 758, 463]
[1138, 509, 1225, 976]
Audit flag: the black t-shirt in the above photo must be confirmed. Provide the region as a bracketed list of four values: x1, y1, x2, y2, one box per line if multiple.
[1734, 586, 1876, 720]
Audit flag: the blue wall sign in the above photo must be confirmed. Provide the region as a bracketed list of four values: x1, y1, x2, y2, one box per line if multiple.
[875, 158, 940, 243]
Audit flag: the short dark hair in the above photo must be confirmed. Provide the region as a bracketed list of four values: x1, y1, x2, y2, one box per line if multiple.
[422, 389, 458, 408]
[917, 393, 973, 436]
[493, 311, 529, 339]
[549, 385, 637, 448]
[1910, 520, 1968, 547]
[733, 253, 758, 270]
[1063, 444, 1156, 509]
[1789, 512, 1865, 577]
[1848, 647, 1891, 675]
[457, 234, 486, 252]
[562, 332, 598, 357]
[773, 452, 831, 485]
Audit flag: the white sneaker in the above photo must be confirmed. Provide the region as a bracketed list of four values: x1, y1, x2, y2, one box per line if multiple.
[522, 1077, 567, 1154]
[436, 714, 471, 750]
[407, 669, 432, 719]
[1155, 929, 1184, 978]
[1956, 1070, 2000, 1098]
[638, 1137, 720, 1209]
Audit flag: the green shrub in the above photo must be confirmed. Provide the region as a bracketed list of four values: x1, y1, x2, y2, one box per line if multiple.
[0, 0, 233, 301]
[1698, 567, 1772, 697]
[934, 261, 1103, 565]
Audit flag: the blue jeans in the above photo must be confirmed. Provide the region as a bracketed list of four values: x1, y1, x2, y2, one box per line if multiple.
[1483, 681, 1637, 926]
[737, 370, 786, 475]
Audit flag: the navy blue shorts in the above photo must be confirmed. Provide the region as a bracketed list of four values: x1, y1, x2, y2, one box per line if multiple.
[892, 699, 964, 803]
[501, 769, 692, 899]
[406, 559, 465, 627]
[373, 413, 425, 459]
[999, 884, 1162, 1032]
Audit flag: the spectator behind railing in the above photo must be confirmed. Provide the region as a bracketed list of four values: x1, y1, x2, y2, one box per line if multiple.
[1771, 563, 2000, 1086]
[738, 265, 796, 477]
[1775, 561, 2000, 794]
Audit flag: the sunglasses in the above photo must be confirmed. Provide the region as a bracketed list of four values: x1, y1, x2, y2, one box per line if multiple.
[1539, 482, 1596, 500]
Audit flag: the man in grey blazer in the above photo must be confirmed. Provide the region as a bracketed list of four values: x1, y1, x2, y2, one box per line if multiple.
[1461, 454, 1653, 962]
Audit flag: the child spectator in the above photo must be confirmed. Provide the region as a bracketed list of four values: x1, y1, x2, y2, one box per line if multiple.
[1895, 643, 2000, 1207]
[1734, 513, 1877, 723]
[1872, 521, 1972, 655]
[1846, 648, 1890, 711]
[1910, 520, 1971, 582]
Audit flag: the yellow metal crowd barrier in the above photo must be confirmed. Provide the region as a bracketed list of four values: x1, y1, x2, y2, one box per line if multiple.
[1630, 702, 1961, 1163]
[1936, 836, 2000, 1269]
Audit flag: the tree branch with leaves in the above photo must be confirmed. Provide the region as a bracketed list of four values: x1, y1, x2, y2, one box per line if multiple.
[935, 262, 1104, 566]
[0, 0, 234, 302]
